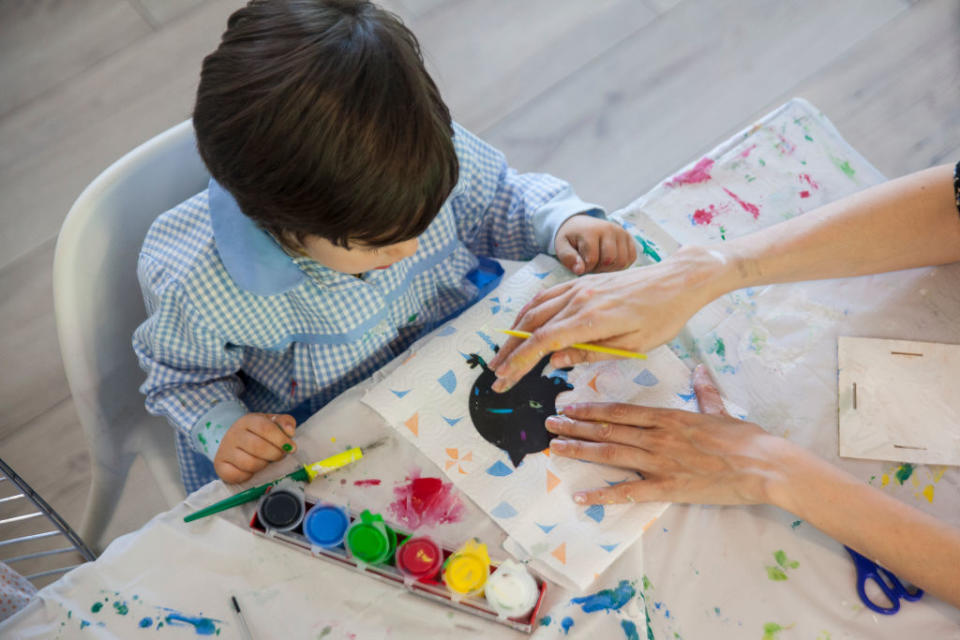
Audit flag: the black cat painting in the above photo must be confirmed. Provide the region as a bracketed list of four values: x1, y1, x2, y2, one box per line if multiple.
[466, 351, 574, 467]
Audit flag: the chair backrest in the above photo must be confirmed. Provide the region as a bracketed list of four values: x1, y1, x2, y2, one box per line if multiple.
[53, 120, 209, 505]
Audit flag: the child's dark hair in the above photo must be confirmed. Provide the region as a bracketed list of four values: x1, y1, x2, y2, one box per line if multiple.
[193, 0, 458, 248]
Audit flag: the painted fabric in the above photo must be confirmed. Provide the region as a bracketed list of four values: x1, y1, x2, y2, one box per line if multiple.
[363, 254, 701, 590]
[133, 123, 603, 493]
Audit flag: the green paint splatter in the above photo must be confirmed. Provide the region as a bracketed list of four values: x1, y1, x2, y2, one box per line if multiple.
[719, 226, 726, 241]
[642, 575, 654, 591]
[762, 623, 784, 640]
[319, 626, 333, 638]
[774, 550, 799, 569]
[407, 313, 418, 323]
[804, 135, 813, 141]
[766, 566, 788, 581]
[831, 156, 856, 179]
[894, 463, 915, 484]
[91, 602, 103, 613]
[758, 158, 766, 167]
[206, 422, 211, 428]
[790, 520, 802, 530]
[816, 632, 832, 640]
[745, 174, 756, 182]
[634, 235, 662, 263]
[749, 329, 766, 353]
[708, 336, 726, 359]
[113, 601, 129, 615]
[198, 433, 207, 445]
[714, 606, 721, 615]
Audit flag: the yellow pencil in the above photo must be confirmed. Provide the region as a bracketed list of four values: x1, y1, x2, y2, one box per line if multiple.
[498, 329, 647, 360]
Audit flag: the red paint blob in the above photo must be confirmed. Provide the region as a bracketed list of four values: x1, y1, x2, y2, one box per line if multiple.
[666, 158, 714, 187]
[389, 470, 464, 529]
[692, 207, 714, 225]
[722, 188, 760, 219]
[799, 190, 811, 199]
[353, 479, 382, 487]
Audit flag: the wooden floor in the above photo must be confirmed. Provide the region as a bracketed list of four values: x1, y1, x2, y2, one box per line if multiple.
[1, 0, 958, 566]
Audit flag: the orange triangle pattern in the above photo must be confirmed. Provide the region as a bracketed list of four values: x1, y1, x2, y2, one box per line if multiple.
[551, 543, 566, 564]
[588, 374, 599, 393]
[446, 448, 459, 459]
[445, 460, 456, 470]
[462, 451, 473, 462]
[404, 413, 419, 436]
[458, 465, 467, 475]
[542, 448, 551, 457]
[546, 470, 561, 493]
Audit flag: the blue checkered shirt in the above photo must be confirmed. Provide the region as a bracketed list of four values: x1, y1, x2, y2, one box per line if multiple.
[133, 123, 604, 493]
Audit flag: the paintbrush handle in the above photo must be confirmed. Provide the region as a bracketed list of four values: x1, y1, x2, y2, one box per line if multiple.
[499, 329, 648, 360]
[183, 482, 276, 523]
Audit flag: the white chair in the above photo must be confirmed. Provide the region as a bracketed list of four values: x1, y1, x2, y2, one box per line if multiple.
[53, 120, 209, 552]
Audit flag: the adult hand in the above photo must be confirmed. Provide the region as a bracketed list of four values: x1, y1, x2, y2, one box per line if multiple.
[489, 245, 729, 391]
[544, 365, 789, 505]
[213, 413, 297, 484]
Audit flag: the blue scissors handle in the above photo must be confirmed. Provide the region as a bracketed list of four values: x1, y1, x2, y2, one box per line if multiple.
[844, 546, 923, 615]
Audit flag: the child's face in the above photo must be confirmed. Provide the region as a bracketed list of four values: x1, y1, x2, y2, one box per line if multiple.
[297, 234, 420, 274]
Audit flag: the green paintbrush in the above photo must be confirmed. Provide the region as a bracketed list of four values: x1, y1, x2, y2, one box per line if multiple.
[183, 437, 389, 523]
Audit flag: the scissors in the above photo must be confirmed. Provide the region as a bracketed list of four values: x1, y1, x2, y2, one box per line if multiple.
[844, 546, 923, 614]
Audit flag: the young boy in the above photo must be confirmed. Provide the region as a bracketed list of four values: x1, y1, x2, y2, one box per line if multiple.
[133, 0, 636, 494]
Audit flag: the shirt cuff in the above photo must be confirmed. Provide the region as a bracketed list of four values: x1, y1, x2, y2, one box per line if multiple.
[190, 399, 248, 460]
[531, 185, 607, 255]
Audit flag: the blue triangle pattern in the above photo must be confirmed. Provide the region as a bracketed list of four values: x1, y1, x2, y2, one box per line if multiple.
[599, 543, 619, 552]
[443, 416, 463, 426]
[437, 370, 457, 394]
[434, 325, 457, 337]
[491, 501, 518, 519]
[585, 504, 605, 523]
[390, 389, 411, 399]
[486, 461, 513, 476]
[536, 522, 557, 534]
[632, 369, 659, 387]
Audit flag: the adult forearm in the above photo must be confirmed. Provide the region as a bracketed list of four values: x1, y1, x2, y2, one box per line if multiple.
[766, 441, 960, 608]
[710, 164, 960, 293]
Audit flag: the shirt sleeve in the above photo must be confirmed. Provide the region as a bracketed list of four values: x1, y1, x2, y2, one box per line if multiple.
[449, 123, 606, 259]
[132, 252, 248, 462]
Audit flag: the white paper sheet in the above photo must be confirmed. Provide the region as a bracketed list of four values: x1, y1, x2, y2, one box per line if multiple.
[838, 336, 960, 465]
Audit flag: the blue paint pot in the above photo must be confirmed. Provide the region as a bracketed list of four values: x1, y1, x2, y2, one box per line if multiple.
[303, 503, 350, 548]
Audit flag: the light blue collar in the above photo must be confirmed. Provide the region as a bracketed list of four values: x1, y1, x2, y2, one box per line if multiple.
[208, 179, 307, 296]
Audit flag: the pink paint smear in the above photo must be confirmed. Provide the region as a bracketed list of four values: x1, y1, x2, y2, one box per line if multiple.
[722, 188, 760, 219]
[389, 470, 464, 530]
[666, 158, 714, 187]
[798, 173, 820, 189]
[692, 204, 719, 225]
[353, 479, 382, 487]
[739, 144, 757, 158]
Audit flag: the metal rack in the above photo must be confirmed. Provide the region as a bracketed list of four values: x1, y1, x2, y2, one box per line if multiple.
[0, 458, 95, 587]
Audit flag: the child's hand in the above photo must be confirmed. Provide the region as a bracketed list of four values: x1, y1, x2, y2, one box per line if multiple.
[555, 215, 637, 275]
[213, 413, 297, 484]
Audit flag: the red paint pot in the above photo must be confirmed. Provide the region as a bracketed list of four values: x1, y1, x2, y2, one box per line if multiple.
[395, 536, 443, 582]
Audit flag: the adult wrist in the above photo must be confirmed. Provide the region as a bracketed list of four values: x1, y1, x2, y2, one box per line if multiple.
[667, 244, 739, 308]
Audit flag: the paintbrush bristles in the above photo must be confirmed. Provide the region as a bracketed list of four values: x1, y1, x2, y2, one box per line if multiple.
[359, 436, 391, 453]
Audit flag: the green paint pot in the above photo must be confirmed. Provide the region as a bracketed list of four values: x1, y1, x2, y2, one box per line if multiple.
[345, 510, 397, 566]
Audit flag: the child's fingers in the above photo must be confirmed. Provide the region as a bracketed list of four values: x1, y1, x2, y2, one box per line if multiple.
[214, 461, 253, 485]
[243, 417, 296, 458]
[576, 235, 599, 272]
[595, 232, 619, 272]
[555, 235, 584, 275]
[223, 446, 270, 473]
[268, 413, 297, 437]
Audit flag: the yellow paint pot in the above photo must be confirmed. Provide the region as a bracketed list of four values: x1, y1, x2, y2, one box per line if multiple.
[443, 538, 490, 598]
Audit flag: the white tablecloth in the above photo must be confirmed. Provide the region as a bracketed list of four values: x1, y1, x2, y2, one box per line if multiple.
[3, 99, 958, 638]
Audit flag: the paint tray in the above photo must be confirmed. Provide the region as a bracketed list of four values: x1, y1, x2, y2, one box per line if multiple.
[248, 498, 547, 633]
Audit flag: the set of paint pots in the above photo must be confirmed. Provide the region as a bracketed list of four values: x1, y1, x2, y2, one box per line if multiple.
[250, 490, 547, 633]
